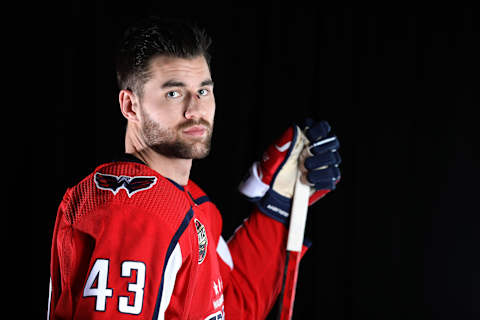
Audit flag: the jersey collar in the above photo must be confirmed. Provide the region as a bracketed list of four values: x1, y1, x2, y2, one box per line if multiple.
[114, 153, 186, 191]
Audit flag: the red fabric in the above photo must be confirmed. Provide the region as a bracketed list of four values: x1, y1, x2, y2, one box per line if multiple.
[49, 160, 309, 319]
[258, 126, 295, 186]
[278, 251, 301, 320]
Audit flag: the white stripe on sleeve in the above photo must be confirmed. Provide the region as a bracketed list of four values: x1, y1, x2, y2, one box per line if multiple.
[157, 243, 183, 320]
[217, 236, 234, 270]
[47, 277, 52, 319]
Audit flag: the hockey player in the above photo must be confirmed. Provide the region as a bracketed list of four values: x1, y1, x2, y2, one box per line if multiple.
[48, 17, 341, 319]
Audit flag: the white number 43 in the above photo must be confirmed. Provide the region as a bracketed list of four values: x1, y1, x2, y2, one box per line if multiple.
[83, 258, 146, 315]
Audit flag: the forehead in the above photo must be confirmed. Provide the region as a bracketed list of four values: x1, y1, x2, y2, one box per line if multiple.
[147, 55, 211, 84]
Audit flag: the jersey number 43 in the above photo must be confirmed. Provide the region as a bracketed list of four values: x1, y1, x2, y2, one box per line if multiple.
[83, 258, 146, 315]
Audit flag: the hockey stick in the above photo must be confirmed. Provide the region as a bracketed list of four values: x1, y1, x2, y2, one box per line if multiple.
[277, 169, 311, 320]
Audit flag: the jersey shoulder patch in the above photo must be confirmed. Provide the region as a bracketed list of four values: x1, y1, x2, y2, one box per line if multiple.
[94, 172, 157, 197]
[61, 161, 189, 224]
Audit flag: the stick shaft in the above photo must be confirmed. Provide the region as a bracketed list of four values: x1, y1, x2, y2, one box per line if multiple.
[278, 171, 310, 319]
[278, 251, 301, 320]
[286, 173, 310, 252]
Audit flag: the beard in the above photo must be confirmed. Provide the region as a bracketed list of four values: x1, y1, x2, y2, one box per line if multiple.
[140, 111, 213, 160]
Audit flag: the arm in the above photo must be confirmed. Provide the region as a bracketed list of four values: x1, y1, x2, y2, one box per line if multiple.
[49, 188, 191, 319]
[220, 208, 309, 319]
[220, 120, 341, 319]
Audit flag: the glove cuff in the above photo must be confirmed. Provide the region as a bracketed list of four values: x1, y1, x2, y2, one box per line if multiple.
[238, 162, 270, 199]
[257, 189, 292, 225]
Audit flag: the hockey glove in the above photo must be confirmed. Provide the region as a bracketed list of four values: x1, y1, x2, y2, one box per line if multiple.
[239, 120, 341, 224]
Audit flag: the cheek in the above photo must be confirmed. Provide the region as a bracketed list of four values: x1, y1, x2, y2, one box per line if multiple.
[141, 100, 183, 127]
[206, 100, 216, 122]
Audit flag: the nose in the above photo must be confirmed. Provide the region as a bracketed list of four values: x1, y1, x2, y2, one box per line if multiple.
[184, 93, 205, 120]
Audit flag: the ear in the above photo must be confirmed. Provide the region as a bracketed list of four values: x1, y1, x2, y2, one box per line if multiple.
[119, 89, 140, 123]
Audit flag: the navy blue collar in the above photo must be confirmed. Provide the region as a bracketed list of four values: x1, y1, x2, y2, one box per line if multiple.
[115, 153, 185, 191]
[166, 177, 185, 191]
[113, 153, 210, 204]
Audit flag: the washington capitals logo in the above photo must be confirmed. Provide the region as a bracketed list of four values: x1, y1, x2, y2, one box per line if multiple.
[94, 172, 157, 197]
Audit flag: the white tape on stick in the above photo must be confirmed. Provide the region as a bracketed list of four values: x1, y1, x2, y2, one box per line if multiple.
[286, 170, 310, 252]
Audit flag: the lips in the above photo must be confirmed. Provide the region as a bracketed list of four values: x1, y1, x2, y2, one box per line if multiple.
[182, 125, 207, 136]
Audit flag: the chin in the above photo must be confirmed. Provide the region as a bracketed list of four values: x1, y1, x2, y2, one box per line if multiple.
[186, 143, 211, 159]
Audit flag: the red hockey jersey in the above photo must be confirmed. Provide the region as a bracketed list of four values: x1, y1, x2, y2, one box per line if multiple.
[48, 156, 308, 319]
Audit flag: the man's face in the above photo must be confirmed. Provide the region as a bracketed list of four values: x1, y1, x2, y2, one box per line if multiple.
[138, 55, 215, 159]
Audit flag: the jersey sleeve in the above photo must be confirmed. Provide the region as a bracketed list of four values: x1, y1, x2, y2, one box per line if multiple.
[49, 169, 194, 320]
[218, 207, 309, 319]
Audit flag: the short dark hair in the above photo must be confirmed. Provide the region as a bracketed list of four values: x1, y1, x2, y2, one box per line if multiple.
[115, 17, 212, 96]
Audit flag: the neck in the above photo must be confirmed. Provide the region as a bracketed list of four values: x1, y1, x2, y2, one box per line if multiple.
[132, 149, 192, 186]
[125, 126, 192, 186]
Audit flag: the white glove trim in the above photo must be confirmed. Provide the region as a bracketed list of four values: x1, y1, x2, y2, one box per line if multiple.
[238, 161, 270, 198]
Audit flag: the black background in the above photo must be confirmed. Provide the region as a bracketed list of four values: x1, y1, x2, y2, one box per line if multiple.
[30, 2, 478, 319]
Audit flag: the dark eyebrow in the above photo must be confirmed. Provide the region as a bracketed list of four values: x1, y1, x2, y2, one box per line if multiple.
[200, 79, 214, 87]
[161, 80, 186, 89]
[161, 79, 214, 89]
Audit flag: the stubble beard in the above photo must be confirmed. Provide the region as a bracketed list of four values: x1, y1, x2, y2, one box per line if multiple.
[140, 111, 213, 160]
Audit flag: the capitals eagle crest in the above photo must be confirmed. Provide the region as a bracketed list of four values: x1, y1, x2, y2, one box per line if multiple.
[94, 172, 157, 197]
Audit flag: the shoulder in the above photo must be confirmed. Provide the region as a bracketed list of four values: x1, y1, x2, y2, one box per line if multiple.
[186, 180, 214, 206]
[187, 179, 222, 223]
[60, 159, 190, 225]
[186, 179, 206, 198]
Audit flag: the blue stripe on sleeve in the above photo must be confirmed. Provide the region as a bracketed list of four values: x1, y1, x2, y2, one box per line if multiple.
[152, 207, 194, 319]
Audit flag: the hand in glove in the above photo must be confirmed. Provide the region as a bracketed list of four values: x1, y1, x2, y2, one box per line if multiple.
[239, 119, 341, 224]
